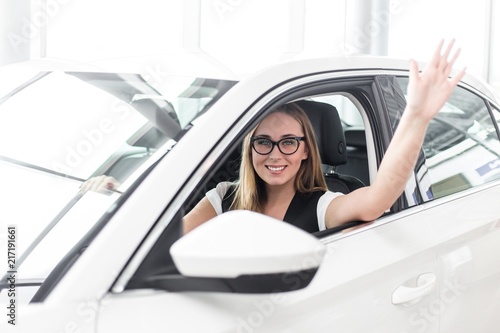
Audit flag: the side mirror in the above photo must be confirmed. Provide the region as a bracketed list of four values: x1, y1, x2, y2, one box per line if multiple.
[167, 211, 326, 293]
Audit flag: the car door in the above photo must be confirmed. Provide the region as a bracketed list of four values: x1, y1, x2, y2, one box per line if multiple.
[93, 72, 442, 333]
[398, 80, 500, 333]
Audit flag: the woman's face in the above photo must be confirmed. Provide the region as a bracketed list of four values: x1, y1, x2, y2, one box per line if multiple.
[251, 112, 308, 190]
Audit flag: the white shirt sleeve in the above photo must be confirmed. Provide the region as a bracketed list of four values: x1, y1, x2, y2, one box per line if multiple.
[317, 191, 344, 231]
[205, 181, 233, 215]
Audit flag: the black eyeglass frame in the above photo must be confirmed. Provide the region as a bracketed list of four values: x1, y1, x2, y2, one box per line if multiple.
[250, 136, 306, 155]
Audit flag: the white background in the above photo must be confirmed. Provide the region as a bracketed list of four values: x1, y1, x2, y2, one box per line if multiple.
[0, 0, 499, 91]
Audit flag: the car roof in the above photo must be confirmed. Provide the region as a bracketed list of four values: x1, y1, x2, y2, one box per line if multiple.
[241, 55, 498, 103]
[3, 53, 497, 104]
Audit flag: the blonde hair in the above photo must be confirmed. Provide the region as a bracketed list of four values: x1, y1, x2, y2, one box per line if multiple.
[230, 102, 327, 212]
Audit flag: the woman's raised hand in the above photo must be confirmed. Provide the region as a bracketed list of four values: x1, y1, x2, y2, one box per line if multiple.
[406, 39, 466, 122]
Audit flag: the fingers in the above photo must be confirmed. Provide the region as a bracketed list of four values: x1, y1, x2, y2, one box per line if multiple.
[91, 176, 107, 192]
[444, 47, 461, 77]
[429, 39, 445, 68]
[79, 177, 95, 192]
[438, 38, 455, 71]
[450, 66, 467, 87]
[406, 39, 466, 120]
[427, 39, 462, 76]
[441, 41, 466, 86]
[409, 58, 420, 82]
[80, 175, 121, 194]
[425, 39, 466, 85]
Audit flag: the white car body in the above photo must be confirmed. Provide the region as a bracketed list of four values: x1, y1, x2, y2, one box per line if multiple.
[1, 54, 500, 332]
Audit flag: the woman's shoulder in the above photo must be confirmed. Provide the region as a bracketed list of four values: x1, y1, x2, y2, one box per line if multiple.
[320, 189, 344, 200]
[214, 181, 235, 196]
[317, 190, 344, 208]
[206, 181, 236, 202]
[205, 181, 236, 215]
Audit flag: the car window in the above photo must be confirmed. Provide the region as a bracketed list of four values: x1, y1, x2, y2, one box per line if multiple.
[313, 94, 365, 127]
[493, 104, 500, 137]
[0, 67, 236, 300]
[0, 72, 150, 180]
[311, 94, 370, 186]
[397, 77, 500, 199]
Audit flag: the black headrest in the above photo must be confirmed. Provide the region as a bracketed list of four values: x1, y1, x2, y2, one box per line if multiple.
[344, 128, 366, 149]
[295, 100, 347, 166]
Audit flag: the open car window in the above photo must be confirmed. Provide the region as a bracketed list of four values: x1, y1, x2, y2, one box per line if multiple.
[122, 88, 377, 293]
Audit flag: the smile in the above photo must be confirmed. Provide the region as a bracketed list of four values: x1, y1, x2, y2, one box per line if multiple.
[266, 165, 286, 172]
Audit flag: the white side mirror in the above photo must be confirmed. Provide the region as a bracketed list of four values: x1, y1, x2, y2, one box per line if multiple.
[169, 211, 325, 292]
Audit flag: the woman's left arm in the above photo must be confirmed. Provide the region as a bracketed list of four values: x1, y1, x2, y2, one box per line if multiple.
[325, 39, 466, 229]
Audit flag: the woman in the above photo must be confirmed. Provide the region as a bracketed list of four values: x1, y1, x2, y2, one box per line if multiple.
[183, 39, 465, 234]
[184, 102, 337, 233]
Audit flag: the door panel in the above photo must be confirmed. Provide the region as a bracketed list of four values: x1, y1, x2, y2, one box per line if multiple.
[97, 212, 440, 332]
[428, 186, 500, 333]
[297, 213, 440, 333]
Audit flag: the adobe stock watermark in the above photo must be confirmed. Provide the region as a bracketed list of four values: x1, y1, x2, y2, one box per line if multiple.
[50, 60, 170, 177]
[236, 243, 330, 333]
[51, 100, 132, 175]
[402, 277, 467, 333]
[339, 0, 414, 58]
[212, 0, 245, 21]
[141, 63, 167, 89]
[7, 0, 74, 53]
[50, 60, 169, 180]
[5, 225, 17, 326]
[52, 288, 115, 333]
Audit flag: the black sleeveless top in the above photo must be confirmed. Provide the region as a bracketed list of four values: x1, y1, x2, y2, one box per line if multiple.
[222, 187, 325, 233]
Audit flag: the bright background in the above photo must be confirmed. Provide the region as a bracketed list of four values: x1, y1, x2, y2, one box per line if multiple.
[1, 0, 499, 91]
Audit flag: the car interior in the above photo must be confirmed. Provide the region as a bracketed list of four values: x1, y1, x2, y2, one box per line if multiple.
[295, 99, 367, 194]
[123, 97, 373, 292]
[182, 96, 372, 239]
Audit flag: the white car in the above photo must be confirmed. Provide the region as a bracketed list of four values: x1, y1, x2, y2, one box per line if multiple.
[1, 54, 500, 333]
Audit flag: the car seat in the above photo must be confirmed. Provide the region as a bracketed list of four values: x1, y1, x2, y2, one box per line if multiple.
[296, 100, 365, 194]
[336, 127, 370, 186]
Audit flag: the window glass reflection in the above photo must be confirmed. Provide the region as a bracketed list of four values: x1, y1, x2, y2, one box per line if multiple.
[398, 77, 500, 199]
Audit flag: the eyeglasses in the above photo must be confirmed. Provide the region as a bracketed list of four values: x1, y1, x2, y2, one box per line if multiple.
[251, 136, 305, 155]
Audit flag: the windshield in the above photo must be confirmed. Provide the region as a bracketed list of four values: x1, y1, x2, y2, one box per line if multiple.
[0, 67, 236, 296]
